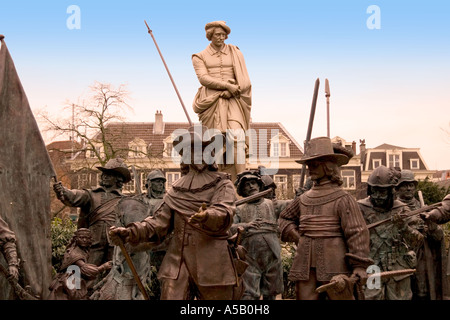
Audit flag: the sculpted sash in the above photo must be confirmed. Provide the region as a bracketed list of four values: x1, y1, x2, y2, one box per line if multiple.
[299, 215, 342, 238]
[89, 197, 122, 225]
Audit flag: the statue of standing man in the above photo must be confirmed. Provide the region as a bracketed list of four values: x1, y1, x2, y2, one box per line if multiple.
[192, 21, 252, 182]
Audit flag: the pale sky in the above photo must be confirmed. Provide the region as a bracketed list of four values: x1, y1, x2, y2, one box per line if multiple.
[1, 0, 449, 170]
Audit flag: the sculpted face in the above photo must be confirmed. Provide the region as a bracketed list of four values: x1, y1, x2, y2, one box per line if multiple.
[211, 27, 227, 49]
[100, 172, 120, 188]
[370, 186, 390, 208]
[150, 178, 165, 194]
[306, 160, 326, 181]
[243, 179, 260, 197]
[76, 234, 92, 248]
[396, 182, 416, 201]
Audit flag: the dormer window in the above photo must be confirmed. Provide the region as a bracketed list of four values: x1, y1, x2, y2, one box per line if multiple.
[163, 134, 181, 160]
[270, 133, 290, 158]
[128, 138, 147, 158]
[87, 143, 103, 159]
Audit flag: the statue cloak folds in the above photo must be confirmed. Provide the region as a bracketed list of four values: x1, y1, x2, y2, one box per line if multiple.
[0, 38, 55, 299]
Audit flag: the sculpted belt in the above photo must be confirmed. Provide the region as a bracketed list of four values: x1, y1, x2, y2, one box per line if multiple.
[299, 215, 342, 238]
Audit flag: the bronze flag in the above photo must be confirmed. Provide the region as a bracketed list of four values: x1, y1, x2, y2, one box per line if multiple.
[0, 36, 55, 299]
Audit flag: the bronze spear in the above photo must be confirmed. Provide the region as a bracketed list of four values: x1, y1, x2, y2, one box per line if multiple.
[144, 20, 193, 126]
[366, 202, 442, 229]
[115, 236, 150, 300]
[300, 78, 320, 188]
[325, 78, 330, 138]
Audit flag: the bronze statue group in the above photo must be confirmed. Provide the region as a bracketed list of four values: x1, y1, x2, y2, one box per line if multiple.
[44, 130, 449, 301]
[2, 20, 449, 301]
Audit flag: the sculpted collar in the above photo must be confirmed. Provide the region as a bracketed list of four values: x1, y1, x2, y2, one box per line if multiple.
[207, 43, 229, 56]
[91, 186, 123, 196]
[171, 169, 225, 193]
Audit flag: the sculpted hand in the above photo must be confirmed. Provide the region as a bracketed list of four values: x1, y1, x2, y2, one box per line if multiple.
[53, 182, 66, 200]
[109, 226, 131, 246]
[392, 212, 408, 230]
[98, 261, 113, 273]
[248, 219, 262, 229]
[7, 265, 19, 281]
[226, 83, 241, 98]
[420, 208, 439, 223]
[352, 267, 368, 286]
[189, 203, 209, 224]
[220, 91, 232, 99]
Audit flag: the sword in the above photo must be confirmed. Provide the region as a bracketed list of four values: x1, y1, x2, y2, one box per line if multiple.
[0, 263, 38, 300]
[115, 237, 150, 300]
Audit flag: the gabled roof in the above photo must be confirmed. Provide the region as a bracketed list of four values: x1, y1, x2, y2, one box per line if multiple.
[373, 143, 405, 150]
[47, 140, 82, 151]
[82, 121, 303, 159]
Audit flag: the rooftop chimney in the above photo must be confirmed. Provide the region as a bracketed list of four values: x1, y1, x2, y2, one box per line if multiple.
[359, 139, 366, 165]
[352, 141, 356, 154]
[153, 110, 164, 134]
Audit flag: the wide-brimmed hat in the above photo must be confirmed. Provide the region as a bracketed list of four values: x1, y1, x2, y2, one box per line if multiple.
[172, 124, 222, 153]
[97, 158, 132, 183]
[295, 137, 350, 166]
[205, 21, 231, 35]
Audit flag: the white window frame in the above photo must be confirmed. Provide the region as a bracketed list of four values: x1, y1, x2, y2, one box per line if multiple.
[387, 151, 402, 169]
[292, 174, 301, 192]
[122, 180, 135, 194]
[77, 173, 90, 189]
[78, 172, 98, 188]
[270, 133, 290, 158]
[166, 172, 181, 190]
[140, 172, 148, 191]
[274, 174, 288, 198]
[341, 169, 356, 190]
[410, 158, 420, 170]
[128, 138, 147, 158]
[372, 159, 382, 169]
[88, 144, 103, 159]
[164, 135, 181, 160]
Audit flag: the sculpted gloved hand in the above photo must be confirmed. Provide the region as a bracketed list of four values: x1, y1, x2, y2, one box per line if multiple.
[188, 203, 209, 224]
[351, 267, 368, 286]
[109, 226, 132, 246]
[391, 212, 408, 230]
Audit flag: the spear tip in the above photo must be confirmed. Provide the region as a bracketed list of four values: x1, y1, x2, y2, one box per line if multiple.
[144, 20, 151, 32]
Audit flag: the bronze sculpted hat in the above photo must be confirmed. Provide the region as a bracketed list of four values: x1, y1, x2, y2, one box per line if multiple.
[173, 124, 221, 150]
[147, 169, 166, 182]
[295, 137, 351, 166]
[74, 228, 92, 237]
[234, 170, 263, 197]
[367, 165, 401, 188]
[97, 158, 132, 183]
[205, 21, 231, 35]
[395, 170, 418, 187]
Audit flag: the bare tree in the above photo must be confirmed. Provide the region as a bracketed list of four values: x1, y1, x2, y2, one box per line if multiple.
[39, 82, 166, 204]
[40, 82, 136, 167]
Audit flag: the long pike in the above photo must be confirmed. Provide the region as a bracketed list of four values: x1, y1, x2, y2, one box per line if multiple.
[144, 20, 193, 126]
[316, 269, 416, 294]
[367, 202, 442, 229]
[300, 78, 320, 188]
[235, 188, 272, 206]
